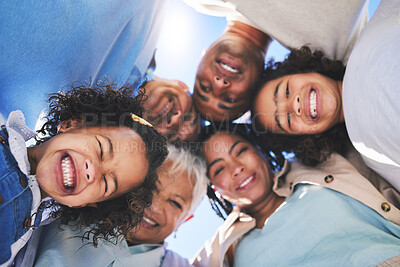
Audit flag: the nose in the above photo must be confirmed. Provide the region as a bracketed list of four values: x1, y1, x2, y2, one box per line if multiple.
[167, 110, 182, 128]
[149, 194, 164, 214]
[84, 159, 96, 183]
[232, 164, 245, 178]
[213, 75, 230, 94]
[292, 95, 301, 116]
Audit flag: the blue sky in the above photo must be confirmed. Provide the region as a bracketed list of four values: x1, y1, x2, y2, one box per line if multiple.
[154, 0, 381, 260]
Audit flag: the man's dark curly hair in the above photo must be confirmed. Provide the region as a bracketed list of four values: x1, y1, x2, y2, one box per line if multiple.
[36, 81, 168, 246]
[198, 123, 285, 220]
[251, 46, 351, 166]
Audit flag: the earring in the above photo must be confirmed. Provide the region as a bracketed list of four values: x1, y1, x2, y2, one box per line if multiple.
[56, 124, 62, 133]
[174, 230, 177, 239]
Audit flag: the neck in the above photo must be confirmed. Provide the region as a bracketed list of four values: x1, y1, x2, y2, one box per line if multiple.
[27, 146, 38, 175]
[224, 20, 271, 58]
[27, 146, 50, 198]
[244, 192, 285, 229]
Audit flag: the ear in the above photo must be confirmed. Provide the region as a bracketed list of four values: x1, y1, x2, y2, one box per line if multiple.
[57, 119, 83, 133]
[176, 214, 194, 230]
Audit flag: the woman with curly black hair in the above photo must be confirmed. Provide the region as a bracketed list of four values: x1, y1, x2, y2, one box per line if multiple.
[0, 82, 168, 266]
[252, 0, 400, 196]
[250, 46, 350, 166]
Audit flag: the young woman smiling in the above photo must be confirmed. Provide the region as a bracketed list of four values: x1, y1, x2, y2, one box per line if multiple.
[193, 124, 400, 266]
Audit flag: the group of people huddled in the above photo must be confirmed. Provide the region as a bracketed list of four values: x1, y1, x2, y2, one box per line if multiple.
[1, 0, 400, 266]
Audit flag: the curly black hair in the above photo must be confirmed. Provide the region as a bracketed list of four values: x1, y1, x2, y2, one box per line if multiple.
[198, 123, 285, 219]
[36, 81, 168, 246]
[251, 46, 351, 166]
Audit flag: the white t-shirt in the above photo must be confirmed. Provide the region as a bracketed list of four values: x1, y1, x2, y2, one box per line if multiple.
[183, 0, 369, 63]
[343, 0, 400, 191]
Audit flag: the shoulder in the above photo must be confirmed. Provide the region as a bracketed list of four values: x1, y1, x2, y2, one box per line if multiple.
[162, 249, 191, 267]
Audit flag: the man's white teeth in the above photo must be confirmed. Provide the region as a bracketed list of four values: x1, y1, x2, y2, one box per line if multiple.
[220, 62, 239, 73]
[310, 90, 317, 118]
[239, 176, 253, 189]
[61, 156, 74, 188]
[159, 101, 171, 117]
[143, 216, 157, 226]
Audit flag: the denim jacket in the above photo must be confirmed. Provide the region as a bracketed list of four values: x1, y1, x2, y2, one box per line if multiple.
[0, 112, 43, 266]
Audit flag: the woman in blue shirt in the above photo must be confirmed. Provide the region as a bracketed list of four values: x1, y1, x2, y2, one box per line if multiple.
[194, 124, 400, 266]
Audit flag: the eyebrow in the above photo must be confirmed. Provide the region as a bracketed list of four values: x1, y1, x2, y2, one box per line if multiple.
[207, 140, 243, 173]
[229, 140, 243, 154]
[273, 81, 287, 133]
[106, 136, 113, 157]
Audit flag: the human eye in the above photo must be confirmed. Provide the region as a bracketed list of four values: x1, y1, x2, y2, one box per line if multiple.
[96, 136, 103, 160]
[286, 83, 289, 98]
[169, 199, 182, 209]
[200, 83, 210, 93]
[225, 97, 236, 103]
[103, 175, 108, 194]
[287, 113, 291, 128]
[214, 166, 224, 177]
[236, 146, 248, 156]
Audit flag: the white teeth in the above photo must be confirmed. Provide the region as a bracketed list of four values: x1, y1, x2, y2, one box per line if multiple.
[220, 62, 239, 73]
[239, 176, 253, 189]
[143, 216, 157, 226]
[161, 102, 171, 114]
[61, 156, 74, 188]
[310, 90, 317, 118]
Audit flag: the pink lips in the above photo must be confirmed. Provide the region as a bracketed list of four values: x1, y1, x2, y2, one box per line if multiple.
[236, 173, 256, 191]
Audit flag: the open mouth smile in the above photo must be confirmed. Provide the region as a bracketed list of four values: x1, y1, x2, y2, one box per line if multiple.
[217, 58, 242, 77]
[142, 215, 159, 228]
[310, 89, 317, 119]
[220, 61, 239, 73]
[60, 153, 76, 192]
[236, 174, 256, 191]
[306, 87, 321, 122]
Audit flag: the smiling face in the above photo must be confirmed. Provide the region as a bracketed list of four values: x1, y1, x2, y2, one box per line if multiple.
[193, 35, 265, 122]
[202, 133, 272, 209]
[254, 73, 343, 134]
[143, 78, 200, 142]
[29, 126, 148, 208]
[127, 160, 193, 245]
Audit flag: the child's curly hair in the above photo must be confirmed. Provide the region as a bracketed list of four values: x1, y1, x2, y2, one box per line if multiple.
[36, 81, 168, 246]
[252, 46, 351, 166]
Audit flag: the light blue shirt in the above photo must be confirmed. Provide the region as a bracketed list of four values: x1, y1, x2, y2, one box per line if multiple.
[34, 219, 191, 267]
[35, 221, 164, 267]
[234, 184, 400, 267]
[0, 0, 167, 129]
